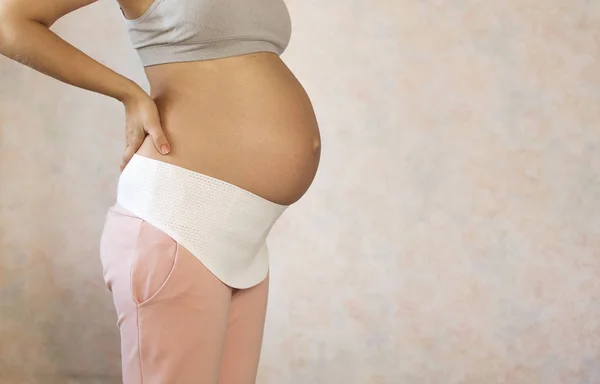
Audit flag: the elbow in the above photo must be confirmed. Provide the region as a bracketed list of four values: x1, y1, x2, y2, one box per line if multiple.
[0, 13, 38, 57]
[0, 6, 46, 51]
[0, 21, 13, 55]
[0, 19, 9, 53]
[0, 8, 17, 51]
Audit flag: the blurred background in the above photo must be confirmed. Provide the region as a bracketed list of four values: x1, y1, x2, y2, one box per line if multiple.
[1, 0, 599, 383]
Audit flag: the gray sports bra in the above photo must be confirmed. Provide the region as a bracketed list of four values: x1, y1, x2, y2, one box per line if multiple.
[122, 0, 292, 67]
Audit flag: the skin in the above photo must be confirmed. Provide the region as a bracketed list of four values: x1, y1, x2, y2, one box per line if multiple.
[0, 0, 321, 205]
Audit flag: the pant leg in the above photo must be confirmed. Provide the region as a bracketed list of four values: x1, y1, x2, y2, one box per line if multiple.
[217, 276, 270, 384]
[100, 204, 232, 384]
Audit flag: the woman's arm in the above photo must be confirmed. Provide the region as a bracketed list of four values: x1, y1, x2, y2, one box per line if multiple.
[0, 0, 170, 170]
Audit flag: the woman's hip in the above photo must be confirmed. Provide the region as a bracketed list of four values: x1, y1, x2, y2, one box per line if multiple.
[102, 154, 289, 289]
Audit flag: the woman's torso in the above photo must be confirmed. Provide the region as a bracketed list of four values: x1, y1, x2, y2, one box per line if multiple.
[118, 0, 321, 205]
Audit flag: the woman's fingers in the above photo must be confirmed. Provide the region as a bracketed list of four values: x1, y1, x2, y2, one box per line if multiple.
[120, 90, 170, 170]
[120, 144, 137, 171]
[145, 122, 170, 155]
[121, 127, 144, 170]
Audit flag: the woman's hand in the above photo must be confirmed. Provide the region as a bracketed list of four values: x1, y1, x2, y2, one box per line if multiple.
[120, 90, 171, 171]
[0, 0, 172, 171]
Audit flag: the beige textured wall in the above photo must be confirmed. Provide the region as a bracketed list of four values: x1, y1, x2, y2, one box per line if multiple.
[1, 0, 599, 383]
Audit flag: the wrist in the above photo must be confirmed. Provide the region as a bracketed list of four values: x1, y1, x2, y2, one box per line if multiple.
[115, 79, 146, 104]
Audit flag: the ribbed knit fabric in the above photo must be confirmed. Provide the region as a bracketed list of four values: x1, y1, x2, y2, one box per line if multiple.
[116, 154, 289, 289]
[123, 0, 292, 67]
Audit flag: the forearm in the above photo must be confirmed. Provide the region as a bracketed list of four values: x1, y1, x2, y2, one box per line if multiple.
[0, 18, 142, 102]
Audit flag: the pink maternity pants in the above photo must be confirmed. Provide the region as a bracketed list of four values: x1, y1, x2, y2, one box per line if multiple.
[99, 203, 269, 384]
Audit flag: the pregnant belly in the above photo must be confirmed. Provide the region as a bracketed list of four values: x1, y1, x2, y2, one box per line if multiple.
[135, 52, 321, 206]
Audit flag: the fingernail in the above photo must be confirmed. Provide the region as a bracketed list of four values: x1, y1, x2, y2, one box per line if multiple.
[161, 145, 170, 154]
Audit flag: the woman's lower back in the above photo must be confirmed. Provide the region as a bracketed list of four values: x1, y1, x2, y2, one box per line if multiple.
[134, 51, 321, 206]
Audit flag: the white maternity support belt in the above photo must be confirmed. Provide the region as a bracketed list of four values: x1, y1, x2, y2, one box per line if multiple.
[116, 154, 289, 289]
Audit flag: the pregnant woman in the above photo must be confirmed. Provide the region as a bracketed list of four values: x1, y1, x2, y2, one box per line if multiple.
[0, 0, 320, 382]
